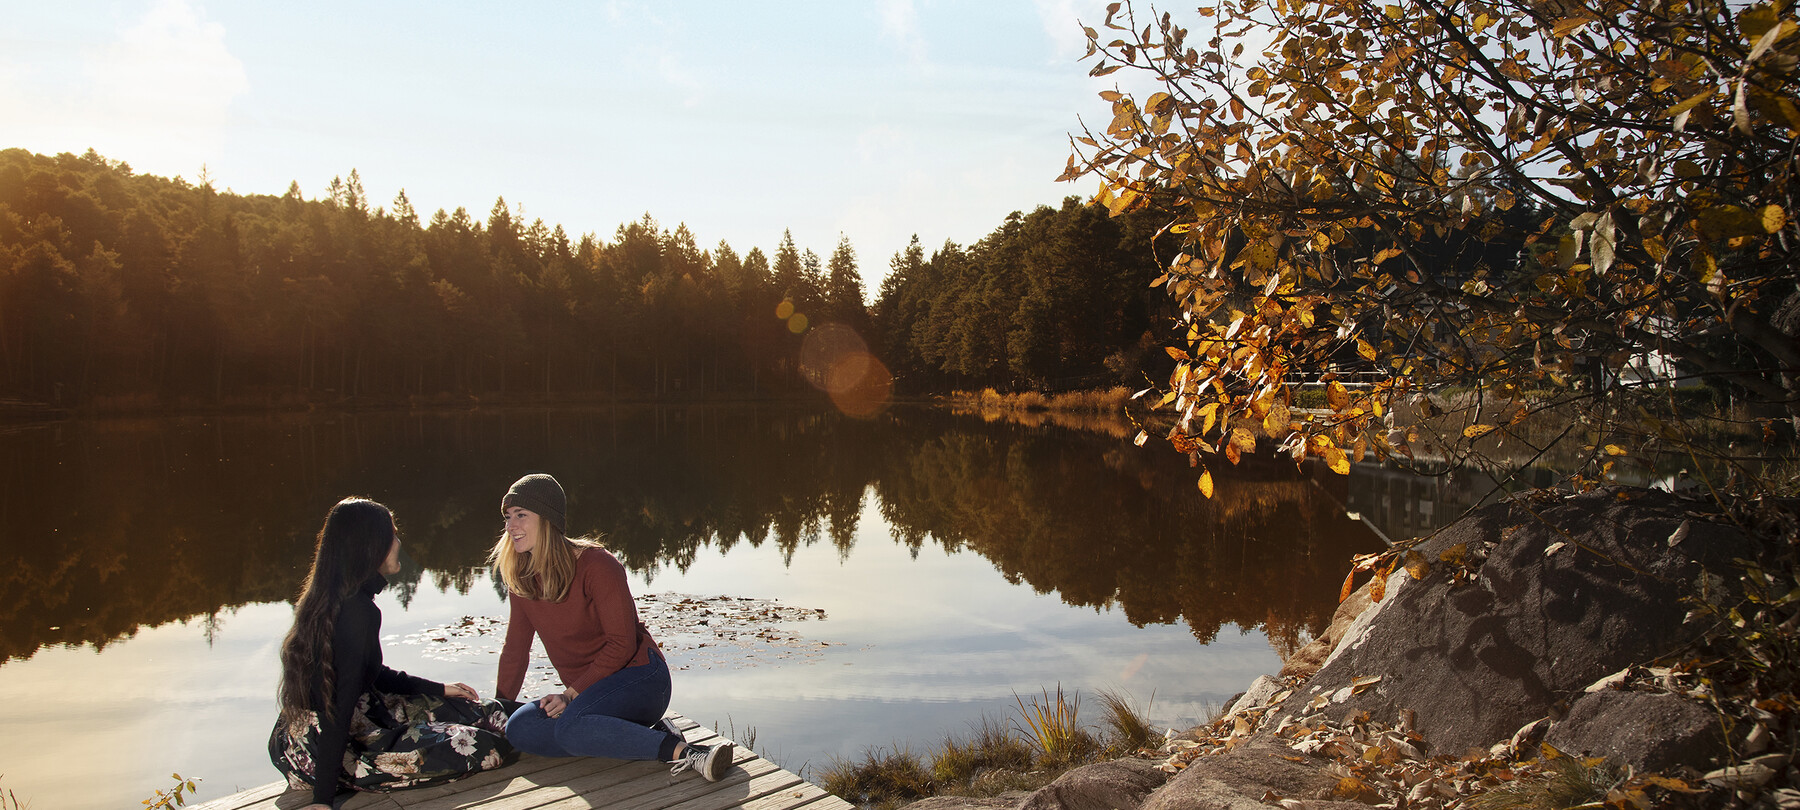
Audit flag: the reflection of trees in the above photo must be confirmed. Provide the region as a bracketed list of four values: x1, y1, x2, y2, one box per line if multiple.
[0, 406, 1397, 664]
[870, 414, 1384, 643]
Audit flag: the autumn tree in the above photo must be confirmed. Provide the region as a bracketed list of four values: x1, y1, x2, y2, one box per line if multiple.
[1067, 0, 1800, 491]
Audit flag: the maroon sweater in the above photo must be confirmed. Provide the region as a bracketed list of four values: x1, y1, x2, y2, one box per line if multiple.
[496, 547, 656, 700]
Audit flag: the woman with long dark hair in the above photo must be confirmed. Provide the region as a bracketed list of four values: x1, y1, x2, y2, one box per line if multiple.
[491, 473, 733, 781]
[271, 497, 514, 808]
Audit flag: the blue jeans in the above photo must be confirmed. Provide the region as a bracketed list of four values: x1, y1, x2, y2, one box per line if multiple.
[505, 651, 676, 760]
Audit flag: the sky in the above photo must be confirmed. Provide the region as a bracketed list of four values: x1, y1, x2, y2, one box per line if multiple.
[3, 0, 1133, 286]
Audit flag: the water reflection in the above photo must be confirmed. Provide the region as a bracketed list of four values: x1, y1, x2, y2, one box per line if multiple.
[0, 407, 1417, 668]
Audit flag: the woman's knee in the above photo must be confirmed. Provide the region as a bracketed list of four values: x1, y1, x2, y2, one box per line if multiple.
[503, 703, 562, 756]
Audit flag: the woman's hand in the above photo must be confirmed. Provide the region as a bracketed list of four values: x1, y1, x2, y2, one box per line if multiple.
[444, 682, 479, 701]
[538, 693, 568, 718]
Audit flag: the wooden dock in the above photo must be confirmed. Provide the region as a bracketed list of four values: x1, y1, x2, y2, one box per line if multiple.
[194, 715, 853, 810]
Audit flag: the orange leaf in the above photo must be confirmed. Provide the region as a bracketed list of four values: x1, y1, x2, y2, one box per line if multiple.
[1198, 469, 1215, 498]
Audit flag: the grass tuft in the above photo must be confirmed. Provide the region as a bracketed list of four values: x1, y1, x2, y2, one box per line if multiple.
[930, 715, 1034, 786]
[1465, 753, 1623, 810]
[1095, 688, 1159, 753]
[818, 746, 935, 810]
[1014, 684, 1098, 768]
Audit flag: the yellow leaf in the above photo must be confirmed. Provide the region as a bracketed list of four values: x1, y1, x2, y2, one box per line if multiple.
[1383, 5, 1402, 19]
[1762, 205, 1787, 233]
[1241, 241, 1277, 270]
[1165, 346, 1191, 361]
[1198, 469, 1215, 498]
[1403, 550, 1430, 580]
[1263, 404, 1290, 435]
[1325, 446, 1350, 475]
[1338, 569, 1357, 602]
[1356, 338, 1377, 361]
[1230, 427, 1257, 454]
[1551, 15, 1597, 36]
[1463, 424, 1498, 439]
[1604, 444, 1627, 456]
[1327, 381, 1350, 411]
[1665, 89, 1715, 119]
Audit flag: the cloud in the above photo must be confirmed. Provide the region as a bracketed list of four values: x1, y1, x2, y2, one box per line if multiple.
[91, 0, 248, 133]
[1034, 0, 1093, 60]
[877, 0, 927, 63]
[3, 0, 249, 175]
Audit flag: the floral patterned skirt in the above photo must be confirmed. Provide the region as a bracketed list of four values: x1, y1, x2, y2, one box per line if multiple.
[269, 689, 516, 797]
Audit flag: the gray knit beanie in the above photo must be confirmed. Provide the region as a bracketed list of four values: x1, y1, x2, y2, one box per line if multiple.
[502, 473, 566, 533]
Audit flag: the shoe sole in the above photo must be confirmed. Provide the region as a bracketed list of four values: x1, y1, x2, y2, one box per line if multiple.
[704, 741, 735, 782]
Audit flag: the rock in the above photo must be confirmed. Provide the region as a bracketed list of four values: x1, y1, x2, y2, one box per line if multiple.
[901, 795, 1031, 810]
[1279, 582, 1374, 680]
[1141, 739, 1337, 810]
[1272, 487, 1757, 756]
[1019, 758, 1167, 810]
[1544, 689, 1726, 772]
[1222, 676, 1285, 720]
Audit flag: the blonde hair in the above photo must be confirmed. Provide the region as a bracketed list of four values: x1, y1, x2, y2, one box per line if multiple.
[488, 518, 599, 602]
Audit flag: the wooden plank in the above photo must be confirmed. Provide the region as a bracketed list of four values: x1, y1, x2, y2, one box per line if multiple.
[737, 782, 855, 810]
[393, 757, 635, 810]
[189, 715, 842, 810]
[504, 745, 770, 810]
[192, 781, 287, 810]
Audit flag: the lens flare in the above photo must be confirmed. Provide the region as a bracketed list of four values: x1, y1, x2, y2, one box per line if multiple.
[799, 323, 892, 417]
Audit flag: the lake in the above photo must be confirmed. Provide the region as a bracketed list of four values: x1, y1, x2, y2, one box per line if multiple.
[0, 404, 1445, 807]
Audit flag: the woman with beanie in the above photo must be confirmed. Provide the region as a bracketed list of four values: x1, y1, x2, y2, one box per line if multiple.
[271, 498, 515, 809]
[490, 473, 733, 781]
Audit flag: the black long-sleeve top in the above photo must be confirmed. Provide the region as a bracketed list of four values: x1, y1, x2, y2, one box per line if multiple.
[309, 573, 442, 806]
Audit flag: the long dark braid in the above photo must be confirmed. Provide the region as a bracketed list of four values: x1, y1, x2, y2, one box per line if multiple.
[276, 498, 395, 726]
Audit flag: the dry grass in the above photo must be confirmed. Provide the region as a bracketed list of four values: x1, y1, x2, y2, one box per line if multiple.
[1014, 685, 1098, 768]
[948, 387, 1133, 415]
[1095, 688, 1159, 753]
[818, 746, 936, 810]
[1464, 753, 1623, 810]
[815, 686, 1170, 808]
[930, 715, 1034, 786]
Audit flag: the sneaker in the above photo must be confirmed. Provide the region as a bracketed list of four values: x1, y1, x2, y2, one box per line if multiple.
[670, 741, 734, 782]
